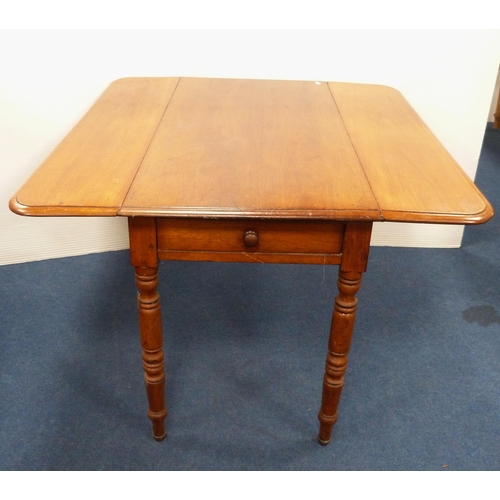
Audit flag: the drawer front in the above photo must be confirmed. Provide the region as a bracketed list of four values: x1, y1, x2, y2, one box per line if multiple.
[157, 218, 344, 255]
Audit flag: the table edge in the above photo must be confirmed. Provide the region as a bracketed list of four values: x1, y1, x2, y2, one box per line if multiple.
[9, 196, 119, 217]
[11, 194, 493, 225]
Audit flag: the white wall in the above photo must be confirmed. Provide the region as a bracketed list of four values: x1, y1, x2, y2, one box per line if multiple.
[2, 30, 499, 265]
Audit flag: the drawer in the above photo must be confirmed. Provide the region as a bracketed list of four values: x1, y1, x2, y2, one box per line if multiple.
[157, 218, 344, 261]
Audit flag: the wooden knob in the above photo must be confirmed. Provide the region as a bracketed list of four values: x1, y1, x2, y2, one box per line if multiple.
[243, 230, 258, 247]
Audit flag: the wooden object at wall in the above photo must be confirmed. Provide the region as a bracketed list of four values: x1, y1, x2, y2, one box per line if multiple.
[494, 84, 500, 129]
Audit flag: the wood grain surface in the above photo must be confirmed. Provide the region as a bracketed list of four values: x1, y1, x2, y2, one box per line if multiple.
[121, 78, 379, 219]
[329, 82, 493, 223]
[10, 77, 493, 225]
[10, 77, 179, 215]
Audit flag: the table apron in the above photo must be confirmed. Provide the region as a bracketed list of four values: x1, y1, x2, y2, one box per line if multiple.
[156, 218, 345, 265]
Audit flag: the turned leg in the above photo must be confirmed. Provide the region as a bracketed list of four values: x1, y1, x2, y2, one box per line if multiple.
[316, 221, 372, 445]
[135, 265, 167, 441]
[129, 216, 167, 441]
[317, 270, 362, 445]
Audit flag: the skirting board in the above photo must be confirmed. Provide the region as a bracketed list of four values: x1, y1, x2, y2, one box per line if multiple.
[370, 222, 465, 249]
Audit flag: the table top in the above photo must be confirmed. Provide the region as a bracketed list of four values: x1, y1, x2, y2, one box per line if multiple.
[10, 77, 493, 225]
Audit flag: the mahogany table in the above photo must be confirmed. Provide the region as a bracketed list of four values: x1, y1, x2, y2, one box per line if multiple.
[10, 77, 493, 444]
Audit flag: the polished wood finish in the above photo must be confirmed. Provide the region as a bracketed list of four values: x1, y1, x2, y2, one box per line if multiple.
[9, 77, 494, 445]
[329, 83, 492, 224]
[318, 270, 363, 445]
[10, 77, 493, 224]
[135, 265, 166, 441]
[157, 218, 344, 264]
[318, 222, 372, 445]
[120, 78, 380, 220]
[243, 230, 259, 248]
[10, 78, 179, 216]
[129, 217, 166, 440]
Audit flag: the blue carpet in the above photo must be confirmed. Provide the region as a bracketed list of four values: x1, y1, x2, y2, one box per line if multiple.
[0, 125, 499, 470]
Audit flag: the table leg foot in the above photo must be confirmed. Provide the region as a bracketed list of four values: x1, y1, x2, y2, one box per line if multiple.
[152, 425, 167, 442]
[317, 436, 331, 446]
[149, 408, 167, 441]
[317, 412, 338, 445]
